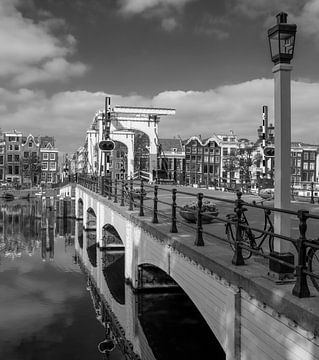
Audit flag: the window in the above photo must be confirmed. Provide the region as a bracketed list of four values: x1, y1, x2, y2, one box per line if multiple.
[24, 152, 29, 158]
[304, 152, 309, 160]
[185, 147, 191, 153]
[204, 155, 208, 163]
[41, 173, 46, 180]
[0, 155, 3, 165]
[50, 153, 55, 160]
[0, 147, 3, 153]
[14, 154, 19, 162]
[29, 142, 33, 147]
[42, 162, 48, 170]
[43, 153, 49, 160]
[297, 153, 301, 157]
[7, 154, 12, 162]
[310, 152, 316, 161]
[297, 159, 301, 167]
[14, 166, 19, 175]
[310, 162, 315, 170]
[223, 148, 228, 156]
[14, 145, 19, 151]
[215, 156, 220, 163]
[8, 165, 13, 175]
[303, 163, 308, 170]
[210, 155, 214, 162]
[8, 136, 15, 142]
[204, 148, 209, 153]
[47, 173, 52, 182]
[49, 162, 56, 171]
[8, 145, 13, 151]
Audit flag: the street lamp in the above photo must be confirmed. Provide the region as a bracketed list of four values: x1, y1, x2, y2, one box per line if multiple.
[268, 12, 297, 279]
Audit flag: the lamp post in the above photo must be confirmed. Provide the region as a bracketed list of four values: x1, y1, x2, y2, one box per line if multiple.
[268, 12, 297, 277]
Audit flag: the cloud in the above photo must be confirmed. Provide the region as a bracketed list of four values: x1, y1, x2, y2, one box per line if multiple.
[117, 0, 197, 31]
[0, 0, 87, 86]
[1, 78, 319, 154]
[195, 14, 230, 39]
[232, 0, 319, 43]
[118, 0, 196, 16]
[161, 17, 178, 31]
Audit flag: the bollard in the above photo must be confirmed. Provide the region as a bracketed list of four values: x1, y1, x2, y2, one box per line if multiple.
[194, 193, 204, 246]
[139, 179, 144, 216]
[152, 185, 159, 224]
[292, 210, 310, 298]
[170, 189, 178, 233]
[232, 191, 245, 265]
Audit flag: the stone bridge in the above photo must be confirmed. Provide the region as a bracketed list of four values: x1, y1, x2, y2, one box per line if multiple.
[59, 183, 319, 360]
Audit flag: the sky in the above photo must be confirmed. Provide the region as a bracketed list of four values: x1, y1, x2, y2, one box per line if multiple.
[1, 0, 319, 153]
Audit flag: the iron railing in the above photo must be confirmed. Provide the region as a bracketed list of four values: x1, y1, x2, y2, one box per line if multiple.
[72, 174, 319, 298]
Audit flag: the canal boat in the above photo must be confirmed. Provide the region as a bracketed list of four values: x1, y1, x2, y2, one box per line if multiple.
[179, 200, 219, 224]
[1, 192, 15, 201]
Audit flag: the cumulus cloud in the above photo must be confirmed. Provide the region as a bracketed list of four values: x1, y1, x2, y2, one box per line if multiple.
[117, 0, 197, 31]
[0, 0, 87, 86]
[1, 78, 319, 154]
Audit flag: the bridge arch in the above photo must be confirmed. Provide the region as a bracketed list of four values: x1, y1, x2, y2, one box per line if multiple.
[137, 255, 230, 357]
[137, 261, 226, 359]
[86, 207, 96, 230]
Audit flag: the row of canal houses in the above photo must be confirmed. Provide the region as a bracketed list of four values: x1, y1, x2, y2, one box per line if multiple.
[69, 103, 319, 190]
[0, 130, 59, 186]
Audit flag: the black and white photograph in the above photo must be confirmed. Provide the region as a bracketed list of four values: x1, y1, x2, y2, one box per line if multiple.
[0, 1, 318, 359]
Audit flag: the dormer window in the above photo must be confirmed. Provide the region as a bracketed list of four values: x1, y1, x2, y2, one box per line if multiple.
[29, 142, 33, 147]
[172, 148, 177, 152]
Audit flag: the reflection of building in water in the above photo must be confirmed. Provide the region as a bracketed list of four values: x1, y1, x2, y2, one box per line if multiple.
[41, 221, 55, 261]
[0, 201, 44, 259]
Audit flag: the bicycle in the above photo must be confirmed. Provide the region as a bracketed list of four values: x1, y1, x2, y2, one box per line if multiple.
[225, 201, 274, 260]
[307, 244, 319, 291]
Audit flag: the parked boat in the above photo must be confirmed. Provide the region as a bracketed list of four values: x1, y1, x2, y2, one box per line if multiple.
[2, 192, 15, 201]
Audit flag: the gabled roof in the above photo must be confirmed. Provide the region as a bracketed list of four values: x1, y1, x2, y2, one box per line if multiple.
[158, 138, 183, 152]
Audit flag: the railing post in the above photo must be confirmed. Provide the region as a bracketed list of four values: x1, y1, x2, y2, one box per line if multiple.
[152, 185, 159, 223]
[120, 179, 125, 207]
[170, 189, 178, 233]
[108, 178, 112, 200]
[194, 193, 204, 246]
[292, 210, 310, 298]
[232, 191, 245, 265]
[310, 182, 314, 204]
[114, 179, 118, 203]
[139, 179, 144, 217]
[128, 178, 134, 211]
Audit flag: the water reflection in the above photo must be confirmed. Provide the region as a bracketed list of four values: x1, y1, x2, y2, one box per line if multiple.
[0, 199, 105, 360]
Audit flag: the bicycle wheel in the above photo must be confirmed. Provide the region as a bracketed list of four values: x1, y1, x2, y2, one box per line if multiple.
[308, 248, 319, 291]
[241, 230, 253, 260]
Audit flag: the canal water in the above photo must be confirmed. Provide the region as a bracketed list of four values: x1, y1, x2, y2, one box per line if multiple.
[0, 199, 225, 360]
